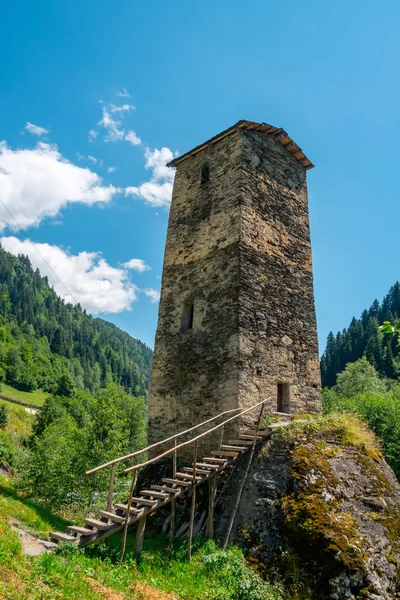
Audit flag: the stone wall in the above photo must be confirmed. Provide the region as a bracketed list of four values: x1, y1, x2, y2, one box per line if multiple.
[148, 126, 321, 451]
[238, 131, 321, 418]
[148, 133, 243, 449]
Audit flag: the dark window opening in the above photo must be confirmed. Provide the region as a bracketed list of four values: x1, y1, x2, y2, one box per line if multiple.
[201, 164, 210, 184]
[182, 301, 194, 331]
[277, 383, 290, 413]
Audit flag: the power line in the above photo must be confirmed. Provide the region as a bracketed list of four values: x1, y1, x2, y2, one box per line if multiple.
[0, 195, 80, 306]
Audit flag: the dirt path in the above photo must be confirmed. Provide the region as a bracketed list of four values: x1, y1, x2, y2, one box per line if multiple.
[10, 521, 56, 556]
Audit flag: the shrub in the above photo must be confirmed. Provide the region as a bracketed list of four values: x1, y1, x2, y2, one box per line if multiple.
[0, 404, 8, 429]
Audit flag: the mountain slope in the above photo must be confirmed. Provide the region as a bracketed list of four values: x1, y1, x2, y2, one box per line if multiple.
[321, 282, 400, 387]
[0, 244, 152, 397]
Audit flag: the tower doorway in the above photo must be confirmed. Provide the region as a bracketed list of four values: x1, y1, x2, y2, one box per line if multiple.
[277, 383, 290, 413]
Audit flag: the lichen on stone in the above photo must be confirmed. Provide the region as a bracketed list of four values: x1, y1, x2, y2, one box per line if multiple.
[216, 413, 400, 599]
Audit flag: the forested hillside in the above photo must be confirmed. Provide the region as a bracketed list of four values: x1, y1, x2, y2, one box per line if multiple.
[0, 245, 152, 397]
[321, 282, 400, 387]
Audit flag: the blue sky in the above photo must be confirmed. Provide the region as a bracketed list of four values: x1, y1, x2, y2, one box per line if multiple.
[0, 0, 399, 351]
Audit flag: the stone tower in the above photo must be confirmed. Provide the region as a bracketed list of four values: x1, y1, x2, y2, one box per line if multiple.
[148, 120, 321, 445]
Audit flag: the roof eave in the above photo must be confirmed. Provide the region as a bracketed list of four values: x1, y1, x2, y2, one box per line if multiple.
[167, 120, 314, 170]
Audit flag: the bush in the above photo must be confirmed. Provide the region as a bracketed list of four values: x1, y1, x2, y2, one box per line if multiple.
[20, 384, 147, 508]
[0, 404, 8, 429]
[323, 390, 400, 479]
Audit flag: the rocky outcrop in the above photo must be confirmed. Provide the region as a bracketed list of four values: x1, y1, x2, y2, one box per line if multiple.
[215, 415, 400, 600]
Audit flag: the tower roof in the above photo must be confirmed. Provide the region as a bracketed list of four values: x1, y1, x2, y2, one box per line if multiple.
[167, 119, 314, 170]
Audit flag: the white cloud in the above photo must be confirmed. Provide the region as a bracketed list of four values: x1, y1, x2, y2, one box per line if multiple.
[97, 106, 125, 142]
[107, 166, 116, 173]
[1, 236, 138, 314]
[143, 288, 160, 303]
[125, 146, 176, 208]
[87, 155, 97, 164]
[122, 258, 150, 273]
[25, 122, 49, 136]
[89, 129, 98, 141]
[144, 147, 175, 180]
[0, 141, 118, 230]
[90, 97, 141, 146]
[125, 130, 141, 146]
[118, 87, 131, 98]
[126, 181, 173, 208]
[111, 104, 135, 114]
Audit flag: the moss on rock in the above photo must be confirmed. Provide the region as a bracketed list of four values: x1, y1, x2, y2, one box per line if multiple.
[216, 413, 400, 599]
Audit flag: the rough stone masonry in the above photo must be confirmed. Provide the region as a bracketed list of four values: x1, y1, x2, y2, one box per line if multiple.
[148, 120, 321, 448]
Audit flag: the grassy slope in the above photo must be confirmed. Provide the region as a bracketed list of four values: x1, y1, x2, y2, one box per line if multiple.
[0, 475, 284, 600]
[1, 384, 48, 406]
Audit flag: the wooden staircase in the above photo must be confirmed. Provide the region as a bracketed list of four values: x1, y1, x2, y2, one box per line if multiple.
[50, 400, 289, 556]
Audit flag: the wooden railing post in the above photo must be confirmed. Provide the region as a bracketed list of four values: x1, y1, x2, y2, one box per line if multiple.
[169, 438, 177, 555]
[106, 463, 116, 512]
[219, 424, 225, 449]
[187, 439, 199, 562]
[207, 475, 216, 539]
[223, 403, 265, 549]
[120, 471, 138, 562]
[135, 515, 147, 557]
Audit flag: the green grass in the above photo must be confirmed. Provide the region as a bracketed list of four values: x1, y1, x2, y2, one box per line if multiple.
[1, 384, 48, 406]
[0, 398, 35, 435]
[273, 412, 382, 460]
[0, 477, 68, 538]
[0, 475, 285, 600]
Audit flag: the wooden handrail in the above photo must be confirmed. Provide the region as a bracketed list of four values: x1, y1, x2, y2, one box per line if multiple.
[122, 397, 273, 474]
[86, 406, 242, 475]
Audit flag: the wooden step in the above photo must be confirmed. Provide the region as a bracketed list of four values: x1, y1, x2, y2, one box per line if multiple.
[162, 478, 191, 487]
[210, 450, 239, 458]
[50, 532, 77, 543]
[151, 484, 180, 494]
[195, 462, 220, 470]
[84, 518, 111, 531]
[228, 439, 254, 446]
[183, 467, 211, 475]
[114, 503, 143, 514]
[130, 497, 158, 507]
[243, 429, 269, 437]
[140, 490, 169, 500]
[176, 471, 202, 481]
[202, 457, 227, 464]
[238, 434, 262, 441]
[221, 444, 246, 452]
[66, 525, 94, 536]
[98, 510, 126, 524]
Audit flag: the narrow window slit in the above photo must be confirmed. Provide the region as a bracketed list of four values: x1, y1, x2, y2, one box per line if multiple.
[201, 165, 210, 184]
[182, 301, 195, 331]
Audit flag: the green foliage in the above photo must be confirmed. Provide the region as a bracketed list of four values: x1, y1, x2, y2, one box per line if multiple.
[273, 412, 381, 459]
[20, 384, 147, 508]
[56, 371, 76, 398]
[321, 282, 400, 387]
[0, 244, 152, 398]
[335, 357, 386, 397]
[323, 390, 400, 480]
[322, 360, 400, 479]
[0, 403, 8, 429]
[0, 480, 285, 600]
[0, 431, 15, 464]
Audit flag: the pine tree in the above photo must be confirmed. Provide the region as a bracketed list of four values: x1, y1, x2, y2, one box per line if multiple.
[320, 283, 400, 387]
